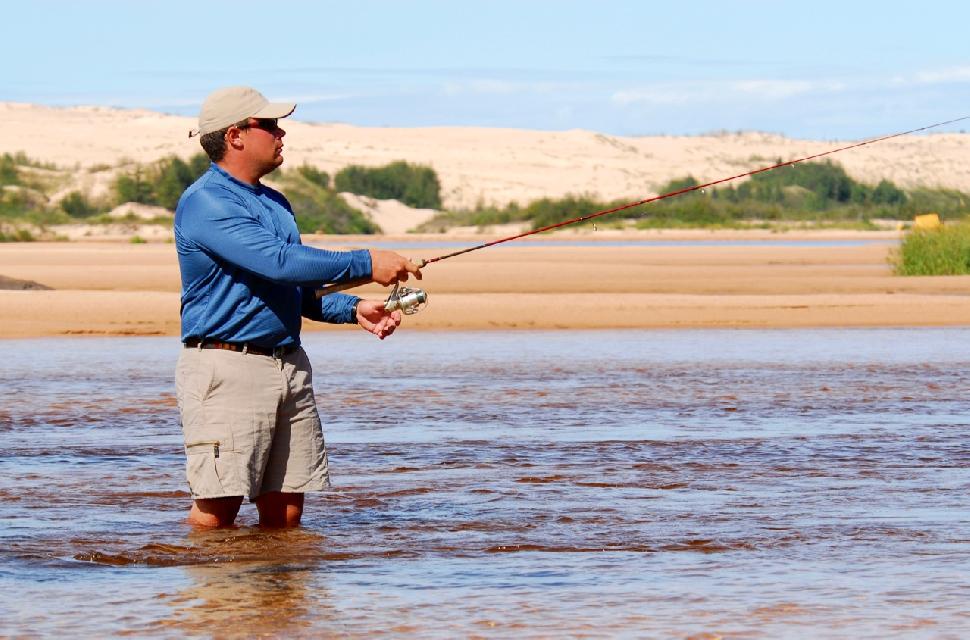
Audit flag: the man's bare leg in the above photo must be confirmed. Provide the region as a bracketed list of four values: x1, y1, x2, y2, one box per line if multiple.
[256, 492, 304, 528]
[188, 496, 243, 527]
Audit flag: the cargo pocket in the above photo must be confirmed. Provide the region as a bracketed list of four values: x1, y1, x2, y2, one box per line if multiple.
[185, 440, 225, 498]
[185, 432, 239, 497]
[180, 351, 240, 498]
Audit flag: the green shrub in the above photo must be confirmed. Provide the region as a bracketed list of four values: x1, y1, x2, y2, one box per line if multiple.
[0, 227, 35, 242]
[334, 161, 441, 209]
[0, 186, 48, 218]
[893, 223, 970, 275]
[657, 175, 702, 196]
[414, 159, 967, 233]
[733, 159, 855, 207]
[0, 154, 20, 187]
[871, 179, 907, 205]
[296, 165, 330, 189]
[527, 195, 606, 230]
[0, 152, 59, 188]
[112, 153, 210, 209]
[276, 171, 378, 234]
[3, 151, 57, 170]
[899, 187, 967, 220]
[154, 157, 198, 210]
[705, 160, 909, 211]
[59, 191, 99, 218]
[114, 167, 156, 204]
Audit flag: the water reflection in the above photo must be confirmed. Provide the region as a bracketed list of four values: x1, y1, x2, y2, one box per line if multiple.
[166, 561, 324, 638]
[158, 530, 332, 639]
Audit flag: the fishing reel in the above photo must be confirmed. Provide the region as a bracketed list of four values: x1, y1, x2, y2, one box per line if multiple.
[383, 281, 428, 315]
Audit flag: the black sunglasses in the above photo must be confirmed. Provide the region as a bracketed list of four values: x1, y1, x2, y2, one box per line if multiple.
[239, 118, 279, 133]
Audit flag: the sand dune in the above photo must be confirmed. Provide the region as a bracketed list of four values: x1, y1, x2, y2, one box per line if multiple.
[338, 193, 439, 235]
[2, 102, 968, 211]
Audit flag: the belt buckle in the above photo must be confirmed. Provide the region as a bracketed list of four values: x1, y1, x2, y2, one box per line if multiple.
[272, 346, 285, 359]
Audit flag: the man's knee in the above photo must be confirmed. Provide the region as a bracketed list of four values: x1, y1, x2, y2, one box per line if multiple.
[188, 496, 243, 528]
[256, 492, 304, 528]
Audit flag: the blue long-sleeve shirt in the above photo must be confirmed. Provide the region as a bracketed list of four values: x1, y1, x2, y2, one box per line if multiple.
[174, 163, 372, 347]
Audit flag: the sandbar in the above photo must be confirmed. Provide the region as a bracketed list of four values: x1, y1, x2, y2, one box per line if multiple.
[2, 232, 970, 338]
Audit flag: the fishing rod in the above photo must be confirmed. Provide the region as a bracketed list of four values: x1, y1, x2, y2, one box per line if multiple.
[317, 114, 970, 313]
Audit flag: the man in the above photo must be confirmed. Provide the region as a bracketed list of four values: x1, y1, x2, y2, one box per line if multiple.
[175, 86, 421, 528]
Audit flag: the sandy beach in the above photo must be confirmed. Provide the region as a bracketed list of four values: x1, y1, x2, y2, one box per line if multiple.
[2, 232, 970, 338]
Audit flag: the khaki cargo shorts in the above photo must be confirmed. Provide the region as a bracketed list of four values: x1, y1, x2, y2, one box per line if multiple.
[175, 345, 331, 500]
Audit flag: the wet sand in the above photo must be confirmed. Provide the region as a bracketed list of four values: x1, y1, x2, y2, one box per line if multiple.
[2, 233, 970, 338]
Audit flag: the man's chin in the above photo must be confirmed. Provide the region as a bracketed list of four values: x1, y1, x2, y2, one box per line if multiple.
[262, 159, 284, 177]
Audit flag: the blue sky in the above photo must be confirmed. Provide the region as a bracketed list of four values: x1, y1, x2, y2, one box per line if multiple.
[3, 1, 969, 138]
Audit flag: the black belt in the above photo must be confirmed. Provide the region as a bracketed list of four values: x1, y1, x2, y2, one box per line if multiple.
[183, 338, 298, 358]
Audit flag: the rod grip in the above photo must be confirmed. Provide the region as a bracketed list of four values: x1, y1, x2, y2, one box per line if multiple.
[315, 276, 372, 298]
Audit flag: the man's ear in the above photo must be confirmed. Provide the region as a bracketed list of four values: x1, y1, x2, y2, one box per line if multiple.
[226, 126, 245, 150]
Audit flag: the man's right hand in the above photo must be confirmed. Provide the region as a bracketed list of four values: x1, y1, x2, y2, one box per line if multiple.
[369, 249, 422, 286]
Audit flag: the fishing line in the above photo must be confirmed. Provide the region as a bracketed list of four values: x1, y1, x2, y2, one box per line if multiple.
[316, 115, 969, 302]
[420, 115, 970, 265]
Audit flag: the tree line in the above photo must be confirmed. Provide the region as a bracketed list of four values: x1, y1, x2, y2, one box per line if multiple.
[416, 160, 968, 232]
[1, 153, 441, 235]
[3, 152, 969, 237]
[106, 156, 440, 233]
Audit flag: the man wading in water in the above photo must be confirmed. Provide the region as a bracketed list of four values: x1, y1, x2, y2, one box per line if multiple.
[175, 86, 421, 527]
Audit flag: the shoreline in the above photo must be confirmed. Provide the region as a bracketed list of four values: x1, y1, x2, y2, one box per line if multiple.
[5, 225, 906, 245]
[3, 232, 970, 338]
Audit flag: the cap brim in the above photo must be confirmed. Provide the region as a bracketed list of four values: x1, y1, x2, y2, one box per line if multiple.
[253, 102, 296, 119]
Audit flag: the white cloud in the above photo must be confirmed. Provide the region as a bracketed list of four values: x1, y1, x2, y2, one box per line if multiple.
[612, 78, 844, 107]
[886, 66, 970, 87]
[734, 79, 846, 99]
[611, 85, 715, 106]
[278, 93, 358, 104]
[440, 79, 579, 97]
[441, 79, 520, 96]
[914, 66, 970, 85]
[732, 79, 815, 99]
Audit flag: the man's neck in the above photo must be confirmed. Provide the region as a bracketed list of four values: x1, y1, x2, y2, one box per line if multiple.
[217, 158, 262, 186]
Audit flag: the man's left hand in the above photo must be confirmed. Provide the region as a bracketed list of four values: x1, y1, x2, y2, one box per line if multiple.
[356, 299, 403, 340]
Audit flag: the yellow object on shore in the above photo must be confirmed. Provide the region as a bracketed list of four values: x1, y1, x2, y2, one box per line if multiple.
[913, 213, 942, 230]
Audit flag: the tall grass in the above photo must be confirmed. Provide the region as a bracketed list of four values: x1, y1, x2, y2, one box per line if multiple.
[0, 227, 35, 242]
[893, 223, 970, 275]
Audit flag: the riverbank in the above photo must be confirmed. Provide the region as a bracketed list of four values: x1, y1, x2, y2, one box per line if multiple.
[2, 231, 970, 338]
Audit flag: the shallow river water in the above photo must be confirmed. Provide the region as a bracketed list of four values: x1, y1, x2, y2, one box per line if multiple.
[1, 328, 969, 638]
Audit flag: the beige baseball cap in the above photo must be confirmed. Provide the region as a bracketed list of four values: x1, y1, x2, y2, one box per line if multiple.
[190, 86, 296, 137]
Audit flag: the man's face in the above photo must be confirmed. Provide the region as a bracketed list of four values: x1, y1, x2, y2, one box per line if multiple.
[239, 117, 286, 174]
